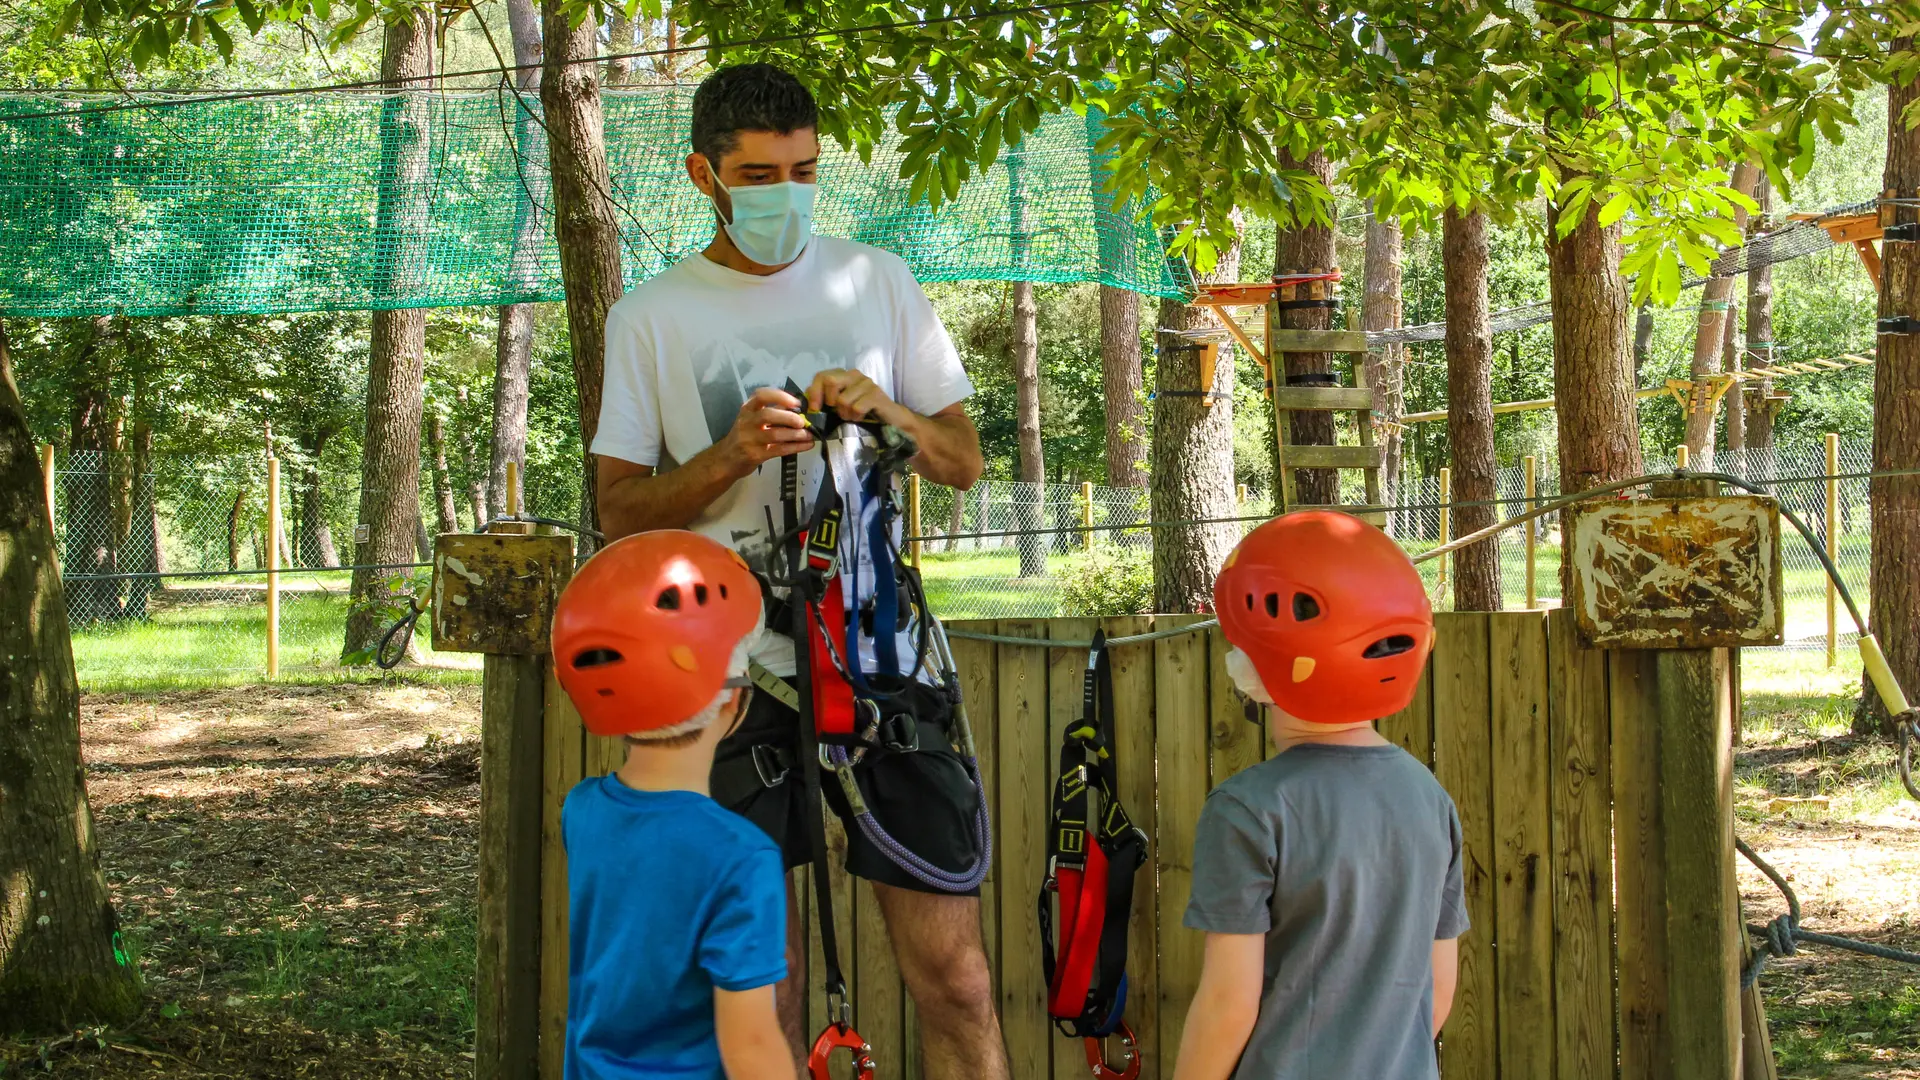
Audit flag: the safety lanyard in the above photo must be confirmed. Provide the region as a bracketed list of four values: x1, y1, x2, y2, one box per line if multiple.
[1040, 631, 1146, 1078]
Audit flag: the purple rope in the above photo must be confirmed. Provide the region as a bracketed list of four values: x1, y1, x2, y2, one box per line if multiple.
[828, 745, 993, 893]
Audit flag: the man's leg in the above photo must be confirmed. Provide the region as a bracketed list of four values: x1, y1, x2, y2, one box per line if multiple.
[778, 872, 808, 1073]
[874, 882, 1009, 1080]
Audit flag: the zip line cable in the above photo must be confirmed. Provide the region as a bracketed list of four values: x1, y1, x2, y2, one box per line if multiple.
[0, 0, 1111, 124]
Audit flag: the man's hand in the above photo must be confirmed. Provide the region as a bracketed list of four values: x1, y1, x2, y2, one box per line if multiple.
[719, 385, 815, 478]
[806, 368, 910, 427]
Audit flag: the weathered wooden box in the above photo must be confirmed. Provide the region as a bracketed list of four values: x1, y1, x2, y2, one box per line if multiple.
[1565, 495, 1784, 649]
[431, 531, 575, 655]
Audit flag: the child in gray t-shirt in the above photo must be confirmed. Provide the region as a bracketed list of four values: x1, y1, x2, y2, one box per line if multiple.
[1174, 511, 1467, 1080]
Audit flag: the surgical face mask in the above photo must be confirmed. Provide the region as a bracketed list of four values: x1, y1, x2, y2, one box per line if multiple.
[704, 159, 815, 266]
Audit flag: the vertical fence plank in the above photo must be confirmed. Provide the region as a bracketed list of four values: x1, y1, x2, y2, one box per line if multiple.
[855, 878, 905, 1079]
[1491, 613, 1554, 1079]
[476, 654, 546, 1080]
[1548, 610, 1614, 1080]
[997, 620, 1053, 1080]
[1207, 625, 1263, 785]
[949, 621, 1000, 1012]
[1611, 649, 1670, 1080]
[1378, 651, 1436, 768]
[1107, 616, 1160, 1080]
[1154, 616, 1211, 1075]
[1431, 611, 1497, 1079]
[537, 667, 585, 1080]
[1048, 619, 1098, 1080]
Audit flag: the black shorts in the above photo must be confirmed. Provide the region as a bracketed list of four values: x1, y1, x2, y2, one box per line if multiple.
[709, 679, 986, 896]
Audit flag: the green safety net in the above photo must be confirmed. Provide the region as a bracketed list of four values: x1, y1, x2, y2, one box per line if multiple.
[0, 86, 1186, 317]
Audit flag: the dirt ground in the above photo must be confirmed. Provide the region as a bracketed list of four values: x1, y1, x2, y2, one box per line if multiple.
[8, 684, 1920, 1078]
[2, 684, 482, 1079]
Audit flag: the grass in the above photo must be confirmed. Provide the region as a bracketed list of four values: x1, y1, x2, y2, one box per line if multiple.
[1771, 984, 1920, 1076]
[71, 591, 480, 695]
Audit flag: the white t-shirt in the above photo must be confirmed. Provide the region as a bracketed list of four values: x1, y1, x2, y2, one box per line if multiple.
[592, 235, 974, 677]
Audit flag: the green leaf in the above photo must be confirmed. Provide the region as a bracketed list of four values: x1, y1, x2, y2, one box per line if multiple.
[159, 1002, 183, 1020]
[51, 1, 83, 42]
[1653, 249, 1682, 305]
[1596, 190, 1632, 228]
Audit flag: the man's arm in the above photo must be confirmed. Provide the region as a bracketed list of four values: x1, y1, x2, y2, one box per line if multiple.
[806, 369, 983, 490]
[1432, 936, 1460, 1037]
[597, 386, 815, 543]
[1170, 932, 1264, 1080]
[714, 984, 796, 1080]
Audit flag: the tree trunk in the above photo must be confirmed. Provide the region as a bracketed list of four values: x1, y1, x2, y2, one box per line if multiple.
[1683, 164, 1760, 468]
[1723, 287, 1744, 455]
[123, 422, 157, 620]
[1152, 226, 1241, 613]
[227, 488, 245, 572]
[542, 0, 623, 539]
[0, 322, 143, 1029]
[298, 457, 340, 568]
[1633, 303, 1655, 382]
[945, 488, 963, 553]
[344, 14, 433, 661]
[1445, 209, 1503, 611]
[604, 10, 635, 84]
[1746, 172, 1777, 455]
[453, 384, 486, 529]
[64, 318, 120, 626]
[1012, 281, 1047, 576]
[1100, 285, 1147, 489]
[1860, 43, 1920, 737]
[1363, 203, 1406, 510]
[1274, 152, 1340, 505]
[1549, 182, 1643, 497]
[415, 513, 431, 563]
[428, 410, 459, 536]
[493, 0, 543, 522]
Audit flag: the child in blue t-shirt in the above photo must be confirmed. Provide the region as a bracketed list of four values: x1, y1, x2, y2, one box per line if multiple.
[551, 531, 794, 1080]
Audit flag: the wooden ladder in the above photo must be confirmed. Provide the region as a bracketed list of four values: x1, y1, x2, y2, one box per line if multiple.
[1268, 328, 1385, 526]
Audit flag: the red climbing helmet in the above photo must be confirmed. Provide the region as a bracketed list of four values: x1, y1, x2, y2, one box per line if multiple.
[551, 530, 763, 738]
[1213, 510, 1432, 726]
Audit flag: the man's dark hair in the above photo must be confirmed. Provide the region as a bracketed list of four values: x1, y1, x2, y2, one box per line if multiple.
[690, 63, 819, 162]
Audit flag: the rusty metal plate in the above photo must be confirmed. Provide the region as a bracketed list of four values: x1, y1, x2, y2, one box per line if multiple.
[1565, 495, 1784, 649]
[431, 532, 575, 655]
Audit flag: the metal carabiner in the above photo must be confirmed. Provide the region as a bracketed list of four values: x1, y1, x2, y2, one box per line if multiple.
[1083, 1021, 1141, 1080]
[808, 1022, 875, 1080]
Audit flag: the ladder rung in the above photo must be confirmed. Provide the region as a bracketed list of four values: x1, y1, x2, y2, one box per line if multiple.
[1284, 503, 1388, 525]
[1279, 444, 1384, 470]
[1267, 329, 1370, 354]
[1271, 386, 1375, 410]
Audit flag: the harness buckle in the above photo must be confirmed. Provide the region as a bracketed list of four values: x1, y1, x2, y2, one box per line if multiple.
[880, 711, 919, 753]
[1084, 1021, 1142, 1080]
[752, 744, 790, 789]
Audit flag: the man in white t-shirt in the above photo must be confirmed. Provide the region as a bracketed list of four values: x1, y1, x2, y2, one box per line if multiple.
[591, 64, 1003, 1079]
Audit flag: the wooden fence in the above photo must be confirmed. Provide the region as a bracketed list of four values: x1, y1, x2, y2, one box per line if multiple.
[501, 608, 1741, 1080]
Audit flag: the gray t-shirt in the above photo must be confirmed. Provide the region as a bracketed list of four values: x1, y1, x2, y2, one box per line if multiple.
[1183, 743, 1468, 1080]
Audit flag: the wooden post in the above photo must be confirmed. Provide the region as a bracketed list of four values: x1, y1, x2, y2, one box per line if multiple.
[1826, 432, 1840, 668]
[479, 653, 549, 1080]
[40, 443, 55, 531]
[266, 452, 281, 680]
[1524, 454, 1538, 610]
[1237, 483, 1248, 507]
[908, 473, 924, 568]
[1439, 467, 1452, 588]
[507, 460, 522, 518]
[1675, 444, 1690, 470]
[1080, 480, 1095, 551]
[1611, 475, 1743, 1080]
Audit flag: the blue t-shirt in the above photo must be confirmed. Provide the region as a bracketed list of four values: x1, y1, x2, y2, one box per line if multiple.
[564, 775, 788, 1080]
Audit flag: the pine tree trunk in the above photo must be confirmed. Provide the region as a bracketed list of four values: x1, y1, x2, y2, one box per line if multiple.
[1746, 172, 1777, 455]
[1152, 228, 1241, 613]
[227, 488, 244, 572]
[1549, 183, 1643, 496]
[1100, 285, 1147, 489]
[493, 0, 542, 521]
[1860, 44, 1920, 737]
[1683, 164, 1760, 467]
[1724, 287, 1744, 454]
[299, 458, 340, 568]
[64, 318, 120, 626]
[0, 323, 142, 1030]
[344, 15, 433, 660]
[946, 490, 963, 553]
[1274, 152, 1339, 505]
[542, 0, 622, 537]
[1012, 280, 1047, 577]
[1445, 208, 1503, 612]
[604, 10, 635, 84]
[428, 410, 459, 536]
[123, 423, 157, 620]
[1362, 203, 1406, 509]
[453, 385, 486, 528]
[1634, 303, 1655, 381]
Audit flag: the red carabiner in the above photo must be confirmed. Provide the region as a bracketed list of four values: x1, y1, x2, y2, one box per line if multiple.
[1084, 1021, 1141, 1080]
[809, 1023, 875, 1080]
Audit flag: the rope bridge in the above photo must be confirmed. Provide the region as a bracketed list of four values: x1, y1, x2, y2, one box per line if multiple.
[0, 86, 1185, 317]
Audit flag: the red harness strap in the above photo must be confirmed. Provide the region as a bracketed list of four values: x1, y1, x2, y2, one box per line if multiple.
[1047, 835, 1111, 1018]
[800, 506, 856, 738]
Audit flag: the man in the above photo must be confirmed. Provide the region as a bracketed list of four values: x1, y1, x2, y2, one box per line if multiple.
[591, 63, 1004, 1080]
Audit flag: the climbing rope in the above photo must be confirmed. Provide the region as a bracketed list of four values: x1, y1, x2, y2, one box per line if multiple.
[1737, 835, 1920, 990]
[375, 595, 426, 670]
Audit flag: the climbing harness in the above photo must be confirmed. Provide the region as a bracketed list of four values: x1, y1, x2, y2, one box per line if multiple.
[755, 381, 993, 1078]
[1040, 631, 1147, 1080]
